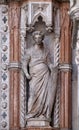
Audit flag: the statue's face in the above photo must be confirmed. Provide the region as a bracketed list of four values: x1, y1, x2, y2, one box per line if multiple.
[34, 34, 43, 45]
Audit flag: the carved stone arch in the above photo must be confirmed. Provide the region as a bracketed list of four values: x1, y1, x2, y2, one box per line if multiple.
[32, 12, 47, 26]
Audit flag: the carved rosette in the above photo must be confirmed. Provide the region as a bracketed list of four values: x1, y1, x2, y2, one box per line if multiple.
[0, 5, 10, 130]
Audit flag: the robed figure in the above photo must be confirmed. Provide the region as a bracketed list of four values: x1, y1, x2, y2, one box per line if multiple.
[22, 31, 58, 126]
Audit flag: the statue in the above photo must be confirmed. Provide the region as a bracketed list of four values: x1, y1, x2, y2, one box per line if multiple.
[70, 0, 75, 7]
[22, 31, 58, 126]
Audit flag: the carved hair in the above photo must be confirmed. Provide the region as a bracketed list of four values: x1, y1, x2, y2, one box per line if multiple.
[32, 31, 44, 40]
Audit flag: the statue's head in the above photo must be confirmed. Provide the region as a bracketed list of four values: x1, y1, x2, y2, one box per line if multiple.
[32, 31, 44, 45]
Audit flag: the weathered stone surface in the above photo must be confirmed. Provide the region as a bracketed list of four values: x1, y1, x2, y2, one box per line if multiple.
[59, 2, 72, 130]
[22, 31, 58, 127]
[8, 2, 21, 130]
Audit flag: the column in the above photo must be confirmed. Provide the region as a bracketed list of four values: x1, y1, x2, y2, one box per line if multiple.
[60, 2, 72, 130]
[8, 2, 20, 130]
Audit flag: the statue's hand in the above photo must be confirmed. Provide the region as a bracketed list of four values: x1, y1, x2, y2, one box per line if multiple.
[26, 73, 32, 80]
[49, 64, 58, 72]
[21, 64, 31, 80]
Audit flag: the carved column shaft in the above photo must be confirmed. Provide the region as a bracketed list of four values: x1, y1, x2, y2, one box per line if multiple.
[8, 2, 20, 130]
[60, 3, 72, 130]
[60, 71, 72, 128]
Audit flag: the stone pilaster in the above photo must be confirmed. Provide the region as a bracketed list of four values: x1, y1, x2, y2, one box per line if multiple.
[59, 2, 72, 130]
[8, 2, 21, 130]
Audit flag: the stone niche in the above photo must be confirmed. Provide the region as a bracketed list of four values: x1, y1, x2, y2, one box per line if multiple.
[0, 0, 72, 130]
[20, 0, 60, 129]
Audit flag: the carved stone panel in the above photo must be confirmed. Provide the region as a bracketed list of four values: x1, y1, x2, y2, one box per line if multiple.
[0, 5, 10, 130]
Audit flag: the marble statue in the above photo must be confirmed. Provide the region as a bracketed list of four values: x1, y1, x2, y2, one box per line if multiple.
[70, 0, 75, 7]
[22, 31, 58, 126]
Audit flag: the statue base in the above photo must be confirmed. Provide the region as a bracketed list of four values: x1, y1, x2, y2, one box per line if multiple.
[22, 127, 59, 130]
[26, 118, 50, 127]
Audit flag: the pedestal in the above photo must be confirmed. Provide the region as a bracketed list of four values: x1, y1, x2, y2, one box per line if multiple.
[27, 120, 49, 127]
[21, 127, 59, 130]
[26, 118, 50, 127]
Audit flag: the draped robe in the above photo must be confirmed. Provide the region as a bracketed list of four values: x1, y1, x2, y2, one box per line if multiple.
[25, 46, 57, 121]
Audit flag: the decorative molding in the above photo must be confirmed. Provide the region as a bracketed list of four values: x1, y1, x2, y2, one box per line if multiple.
[53, 37, 60, 127]
[0, 5, 10, 130]
[59, 64, 72, 71]
[20, 4, 27, 127]
[54, 37, 60, 66]
[53, 83, 60, 127]
[8, 62, 22, 69]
